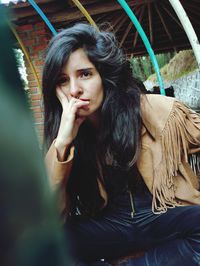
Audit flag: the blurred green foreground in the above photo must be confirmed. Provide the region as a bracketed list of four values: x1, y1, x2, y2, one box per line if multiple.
[0, 6, 71, 266]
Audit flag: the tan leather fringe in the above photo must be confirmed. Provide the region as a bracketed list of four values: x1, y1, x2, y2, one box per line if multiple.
[152, 102, 200, 214]
[189, 153, 200, 177]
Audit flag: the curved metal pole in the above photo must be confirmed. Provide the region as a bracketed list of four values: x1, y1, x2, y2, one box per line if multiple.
[71, 0, 98, 30]
[28, 0, 57, 36]
[9, 23, 42, 94]
[169, 0, 200, 68]
[117, 0, 165, 95]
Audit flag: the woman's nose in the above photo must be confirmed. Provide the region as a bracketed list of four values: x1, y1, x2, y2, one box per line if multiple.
[70, 80, 83, 98]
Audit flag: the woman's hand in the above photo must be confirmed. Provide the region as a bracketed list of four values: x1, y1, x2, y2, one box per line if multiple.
[55, 87, 89, 160]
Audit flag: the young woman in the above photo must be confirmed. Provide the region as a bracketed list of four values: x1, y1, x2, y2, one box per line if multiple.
[43, 23, 200, 265]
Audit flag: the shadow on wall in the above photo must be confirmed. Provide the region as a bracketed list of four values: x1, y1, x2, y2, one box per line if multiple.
[0, 6, 71, 266]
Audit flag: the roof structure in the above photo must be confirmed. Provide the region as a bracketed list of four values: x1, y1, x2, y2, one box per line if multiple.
[6, 0, 200, 56]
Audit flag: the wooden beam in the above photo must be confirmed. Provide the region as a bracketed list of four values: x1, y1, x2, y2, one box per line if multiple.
[11, 0, 154, 23]
[183, 4, 200, 18]
[68, 0, 99, 7]
[119, 21, 132, 48]
[127, 33, 189, 46]
[189, 0, 200, 3]
[95, 13, 118, 32]
[112, 13, 125, 29]
[120, 4, 141, 49]
[133, 6, 145, 48]
[147, 1, 153, 44]
[114, 15, 128, 34]
[127, 42, 191, 56]
[95, 13, 109, 23]
[181, 1, 199, 10]
[10, 0, 55, 9]
[161, 4, 183, 29]
[11, 0, 97, 9]
[49, 1, 138, 24]
[189, 16, 200, 26]
[11, 3, 66, 21]
[183, 3, 200, 20]
[154, 3, 173, 43]
[122, 39, 191, 55]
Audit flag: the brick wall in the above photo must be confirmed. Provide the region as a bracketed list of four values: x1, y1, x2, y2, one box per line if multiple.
[17, 22, 51, 145]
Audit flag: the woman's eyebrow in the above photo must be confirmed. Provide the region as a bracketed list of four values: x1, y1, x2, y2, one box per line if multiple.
[77, 67, 94, 71]
[60, 67, 94, 76]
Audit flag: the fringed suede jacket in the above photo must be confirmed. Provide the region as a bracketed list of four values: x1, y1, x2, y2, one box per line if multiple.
[45, 94, 200, 215]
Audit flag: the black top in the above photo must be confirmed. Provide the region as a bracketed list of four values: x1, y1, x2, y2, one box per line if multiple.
[103, 164, 144, 198]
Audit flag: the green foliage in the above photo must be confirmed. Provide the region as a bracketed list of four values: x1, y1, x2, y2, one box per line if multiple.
[148, 50, 198, 82]
[130, 52, 174, 81]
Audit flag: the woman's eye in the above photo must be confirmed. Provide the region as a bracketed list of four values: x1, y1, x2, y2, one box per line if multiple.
[80, 71, 92, 78]
[57, 77, 69, 85]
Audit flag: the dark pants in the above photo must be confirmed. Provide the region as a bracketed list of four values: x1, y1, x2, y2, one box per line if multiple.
[66, 185, 200, 265]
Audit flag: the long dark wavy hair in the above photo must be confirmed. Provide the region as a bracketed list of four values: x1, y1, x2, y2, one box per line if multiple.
[43, 23, 143, 215]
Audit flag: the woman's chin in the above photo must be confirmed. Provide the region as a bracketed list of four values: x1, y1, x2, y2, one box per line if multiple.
[77, 108, 90, 117]
[77, 107, 91, 116]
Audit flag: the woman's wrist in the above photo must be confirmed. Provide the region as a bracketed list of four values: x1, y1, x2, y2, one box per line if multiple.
[55, 139, 71, 161]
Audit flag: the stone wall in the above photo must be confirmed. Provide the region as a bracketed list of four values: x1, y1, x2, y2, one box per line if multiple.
[172, 70, 200, 112]
[145, 69, 200, 112]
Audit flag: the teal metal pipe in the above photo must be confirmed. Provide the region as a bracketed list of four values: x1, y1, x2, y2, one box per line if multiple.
[28, 0, 57, 36]
[117, 0, 165, 95]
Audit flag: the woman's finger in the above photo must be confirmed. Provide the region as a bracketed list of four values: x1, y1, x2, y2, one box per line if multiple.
[70, 99, 90, 113]
[56, 87, 69, 107]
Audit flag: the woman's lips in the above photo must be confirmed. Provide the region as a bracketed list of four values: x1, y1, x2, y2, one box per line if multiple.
[79, 98, 90, 101]
[79, 99, 90, 110]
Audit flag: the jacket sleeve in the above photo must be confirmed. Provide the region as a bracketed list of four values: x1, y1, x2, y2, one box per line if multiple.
[140, 95, 200, 214]
[155, 100, 200, 212]
[45, 140, 74, 216]
[179, 103, 200, 153]
[165, 101, 200, 158]
[173, 101, 200, 177]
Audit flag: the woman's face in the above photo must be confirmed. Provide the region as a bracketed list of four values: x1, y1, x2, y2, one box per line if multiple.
[57, 48, 104, 121]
